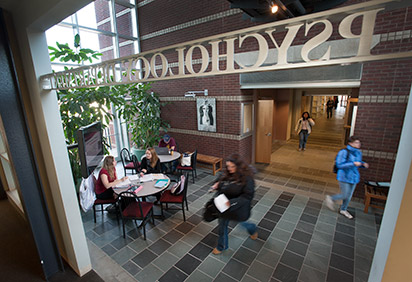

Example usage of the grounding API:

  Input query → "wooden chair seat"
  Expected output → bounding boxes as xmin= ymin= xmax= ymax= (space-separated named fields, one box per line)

xmin=364 ymin=181 xmax=389 ymax=213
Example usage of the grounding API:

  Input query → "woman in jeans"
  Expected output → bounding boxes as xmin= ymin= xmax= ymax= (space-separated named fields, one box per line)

xmin=210 ymin=154 xmax=258 ymax=255
xmin=325 ymin=136 xmax=369 ymax=219
xmin=295 ymin=112 xmax=315 ymax=151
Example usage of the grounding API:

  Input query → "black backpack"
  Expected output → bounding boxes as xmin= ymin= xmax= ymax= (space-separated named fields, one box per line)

xmin=333 ymin=148 xmax=350 ymax=173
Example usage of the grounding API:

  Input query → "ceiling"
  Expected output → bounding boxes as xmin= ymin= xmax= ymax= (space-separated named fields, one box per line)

xmin=227 ymin=0 xmax=349 ymax=22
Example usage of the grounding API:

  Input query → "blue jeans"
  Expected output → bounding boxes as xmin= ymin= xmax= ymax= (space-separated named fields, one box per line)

xmin=331 ymin=181 xmax=356 ymax=211
xmin=299 ymin=130 xmax=309 ymax=149
xmin=217 ymin=218 xmax=257 ymax=251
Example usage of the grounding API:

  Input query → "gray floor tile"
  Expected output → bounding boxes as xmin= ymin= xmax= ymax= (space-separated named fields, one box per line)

xmin=280 ymin=250 xmax=304 ymax=271
xmin=246 ymin=260 xmax=275 ymax=282
xmin=316 ymin=221 xmax=336 ymax=234
xmin=329 ymin=253 xmax=354 ymax=274
xmin=308 ymin=240 xmax=332 ymax=258
xmin=264 ymin=236 xmax=287 ymax=254
xmin=332 ymin=241 xmax=354 ymax=260
xmin=276 ymin=220 xmax=297 ymax=232
xmin=152 ymin=251 xmax=180 ymax=272
xmin=180 ymin=231 xmax=204 ymax=246
xmin=148 ymin=238 xmax=172 ymax=255
xmin=256 ymin=247 xmax=281 ymax=267
xmin=271 ymin=228 xmax=292 ymax=243
xmin=111 ymin=246 xmax=137 ymax=266
xmin=221 ymin=258 xmax=249 ymax=281
xmin=286 ymin=239 xmax=308 ymax=257
xmin=303 ymin=251 xmax=330 ymax=273
xmin=133 ymin=263 xmax=164 ymax=282
xmin=298 ymin=265 xmax=326 ymax=282
xmin=122 ymin=260 xmax=141 ymax=277
xmin=233 ymin=246 xmax=258 ymax=265
xmin=198 ymin=256 xmax=226 ymax=278
xmin=272 ymin=263 xmax=299 ymax=282
xmin=185 ymin=269 xmax=213 ymax=282
xmin=326 ymin=267 xmax=353 ymax=282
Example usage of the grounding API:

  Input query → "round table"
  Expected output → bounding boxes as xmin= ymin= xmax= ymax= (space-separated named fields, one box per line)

xmin=158 ymin=151 xmax=181 ymax=163
xmin=113 ymin=174 xmax=170 ymax=197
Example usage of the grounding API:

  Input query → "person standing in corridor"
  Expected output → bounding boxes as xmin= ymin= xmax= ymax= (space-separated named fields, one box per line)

xmin=325 ymin=136 xmax=369 ymax=219
xmin=326 ymin=97 xmax=335 ymax=119
xmin=295 ymin=112 xmax=315 ymax=151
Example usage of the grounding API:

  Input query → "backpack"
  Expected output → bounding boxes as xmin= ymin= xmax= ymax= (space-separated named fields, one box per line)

xmin=170 ymin=174 xmax=186 ymax=195
xmin=333 ymin=148 xmax=350 ymax=173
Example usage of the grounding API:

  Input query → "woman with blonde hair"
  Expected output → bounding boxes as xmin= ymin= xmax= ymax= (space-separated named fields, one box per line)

xmin=140 ymin=147 xmax=161 ymax=175
xmin=95 ymin=155 xmax=128 ymax=200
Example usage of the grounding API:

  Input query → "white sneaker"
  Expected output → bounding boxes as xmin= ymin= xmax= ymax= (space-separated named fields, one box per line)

xmin=325 ymin=195 xmax=335 ymax=211
xmin=340 ymin=210 xmax=353 ymax=219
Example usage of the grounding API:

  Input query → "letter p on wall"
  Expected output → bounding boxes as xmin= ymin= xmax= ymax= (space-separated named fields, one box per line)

xmin=338 ymin=8 xmax=384 ymax=57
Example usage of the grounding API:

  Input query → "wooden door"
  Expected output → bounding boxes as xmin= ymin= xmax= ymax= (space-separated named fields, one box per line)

xmin=255 ymin=100 xmax=273 ymax=163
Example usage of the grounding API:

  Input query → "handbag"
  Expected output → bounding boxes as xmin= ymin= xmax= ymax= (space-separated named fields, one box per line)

xmin=181 ymin=152 xmax=192 ymax=166
xmin=203 ymin=198 xmax=220 ymax=222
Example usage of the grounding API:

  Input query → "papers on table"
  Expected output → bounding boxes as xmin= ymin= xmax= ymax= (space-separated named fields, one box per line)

xmin=128 ymin=174 xmax=140 ymax=181
xmin=214 ymin=194 xmax=230 ymax=213
xmin=117 ymin=178 xmax=132 ymax=187
xmin=140 ymin=174 xmax=153 ymax=182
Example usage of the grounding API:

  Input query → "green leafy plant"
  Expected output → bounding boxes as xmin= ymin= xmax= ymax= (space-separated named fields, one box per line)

xmin=48 ymin=34 xmax=102 ymax=64
xmin=116 ymin=82 xmax=170 ymax=149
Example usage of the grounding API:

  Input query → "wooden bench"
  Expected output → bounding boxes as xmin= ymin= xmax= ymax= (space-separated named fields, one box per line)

xmin=364 ymin=181 xmax=389 ymax=213
xmin=196 ymin=154 xmax=223 ymax=176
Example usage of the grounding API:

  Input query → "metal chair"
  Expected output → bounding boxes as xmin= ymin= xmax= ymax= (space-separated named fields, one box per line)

xmin=177 ymin=150 xmax=197 ymax=183
xmin=131 ymin=155 xmax=140 ymax=174
xmin=93 ymin=198 xmax=118 ymax=223
xmin=159 ymin=172 xmax=189 ymax=221
xmin=118 ymin=191 xmax=155 ymax=239
xmin=120 ymin=148 xmax=135 ymax=175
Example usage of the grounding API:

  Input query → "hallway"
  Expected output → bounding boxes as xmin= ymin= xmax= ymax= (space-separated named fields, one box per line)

xmin=83 ymin=105 xmax=381 ymax=282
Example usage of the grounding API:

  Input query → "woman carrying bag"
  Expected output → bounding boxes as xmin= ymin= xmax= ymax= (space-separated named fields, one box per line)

xmin=208 ymin=154 xmax=258 ymax=255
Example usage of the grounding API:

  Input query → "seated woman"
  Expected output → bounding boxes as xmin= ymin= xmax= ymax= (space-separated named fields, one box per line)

xmin=95 ymin=155 xmax=128 ymax=200
xmin=140 ymin=147 xmax=161 ymax=175
xmin=140 ymin=147 xmax=162 ymax=201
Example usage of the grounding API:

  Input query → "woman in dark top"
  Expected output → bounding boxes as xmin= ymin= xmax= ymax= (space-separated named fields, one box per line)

xmin=210 ymin=154 xmax=258 ymax=254
xmin=140 ymin=147 xmax=162 ymax=201
xmin=140 ymin=147 xmax=161 ymax=175
xmin=95 ymin=156 xmax=128 ymax=200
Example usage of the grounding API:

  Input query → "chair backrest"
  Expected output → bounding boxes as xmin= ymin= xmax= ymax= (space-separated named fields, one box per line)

xmin=191 ymin=149 xmax=197 ymax=169
xmin=120 ymin=148 xmax=131 ymax=165
xmin=131 ymin=155 xmax=140 ymax=172
xmin=181 ymin=171 xmax=190 ymax=198
xmin=118 ymin=191 xmax=144 ymax=219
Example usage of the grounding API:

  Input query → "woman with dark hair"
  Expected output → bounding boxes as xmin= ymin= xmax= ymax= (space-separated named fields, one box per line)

xmin=325 ymin=136 xmax=369 ymax=219
xmin=295 ymin=111 xmax=315 ymax=151
xmin=210 ymin=154 xmax=258 ymax=255
xmin=95 ymin=155 xmax=128 ymax=200
xmin=140 ymin=147 xmax=161 ymax=175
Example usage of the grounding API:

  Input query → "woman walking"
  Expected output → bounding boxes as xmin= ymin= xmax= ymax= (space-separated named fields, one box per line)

xmin=295 ymin=111 xmax=315 ymax=151
xmin=325 ymin=136 xmax=369 ymax=219
xmin=210 ymin=154 xmax=258 ymax=255
xmin=95 ymin=156 xmax=128 ymax=200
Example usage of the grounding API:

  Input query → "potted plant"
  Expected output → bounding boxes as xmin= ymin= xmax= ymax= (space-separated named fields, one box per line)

xmin=116 ymin=82 xmax=170 ymax=160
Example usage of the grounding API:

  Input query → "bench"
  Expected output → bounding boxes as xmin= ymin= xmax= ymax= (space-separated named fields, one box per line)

xmin=364 ymin=181 xmax=389 ymax=213
xmin=196 ymin=154 xmax=223 ymax=176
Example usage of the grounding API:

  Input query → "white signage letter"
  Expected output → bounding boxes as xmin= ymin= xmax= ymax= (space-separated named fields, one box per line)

xmin=237 ymin=33 xmax=268 ymax=69
xmin=150 ymin=53 xmax=169 ymax=78
xmin=210 ymin=38 xmax=236 ymax=73
xmin=339 ymin=8 xmax=383 ymax=57
xmin=301 ymin=20 xmax=332 ymax=62
xmin=185 ymin=45 xmax=210 ymax=74
xmin=266 ymin=24 xmax=303 ymax=65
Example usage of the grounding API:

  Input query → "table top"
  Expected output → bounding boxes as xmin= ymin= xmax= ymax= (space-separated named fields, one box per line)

xmin=158 ymin=151 xmax=181 ymax=163
xmin=113 ymin=174 xmax=170 ymax=197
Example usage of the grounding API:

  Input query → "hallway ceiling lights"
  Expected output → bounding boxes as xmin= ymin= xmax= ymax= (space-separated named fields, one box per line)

xmin=227 ymin=0 xmax=349 ymax=22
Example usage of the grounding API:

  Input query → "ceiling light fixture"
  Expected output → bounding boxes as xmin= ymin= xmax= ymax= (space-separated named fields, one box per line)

xmin=270 ymin=2 xmax=279 ymax=14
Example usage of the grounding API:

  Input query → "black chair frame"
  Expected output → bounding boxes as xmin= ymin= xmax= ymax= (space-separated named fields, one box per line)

xmin=160 ymin=172 xmax=189 ymax=221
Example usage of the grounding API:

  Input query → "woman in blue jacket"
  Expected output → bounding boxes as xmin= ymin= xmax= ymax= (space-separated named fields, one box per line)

xmin=211 ymin=154 xmax=258 ymax=254
xmin=325 ymin=136 xmax=369 ymax=219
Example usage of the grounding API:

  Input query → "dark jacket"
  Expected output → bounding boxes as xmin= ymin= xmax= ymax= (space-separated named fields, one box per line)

xmin=217 ymin=176 xmax=254 ymax=221
xmin=140 ymin=157 xmax=161 ymax=174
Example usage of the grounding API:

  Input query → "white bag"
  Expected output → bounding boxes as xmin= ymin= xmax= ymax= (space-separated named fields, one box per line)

xmin=79 ymin=174 xmax=97 ymax=212
xmin=181 ymin=152 xmax=192 ymax=166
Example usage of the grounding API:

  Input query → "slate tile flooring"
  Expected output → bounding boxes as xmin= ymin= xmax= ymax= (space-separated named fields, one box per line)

xmin=84 ymin=165 xmax=382 ymax=282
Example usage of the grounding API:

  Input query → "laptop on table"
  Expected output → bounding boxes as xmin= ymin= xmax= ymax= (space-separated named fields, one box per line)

xmin=155 ymin=146 xmax=170 ymax=155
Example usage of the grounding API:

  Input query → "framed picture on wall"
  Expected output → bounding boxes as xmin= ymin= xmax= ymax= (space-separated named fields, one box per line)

xmin=197 ymin=98 xmax=216 ymax=132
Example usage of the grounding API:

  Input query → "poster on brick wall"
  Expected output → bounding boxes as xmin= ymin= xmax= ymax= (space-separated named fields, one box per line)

xmin=197 ymin=98 xmax=216 ymax=132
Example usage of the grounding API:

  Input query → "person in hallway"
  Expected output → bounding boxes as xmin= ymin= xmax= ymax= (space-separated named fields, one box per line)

xmin=326 ymin=97 xmax=335 ymax=118
xmin=95 ymin=156 xmax=128 ymax=200
xmin=325 ymin=136 xmax=369 ymax=219
xmin=295 ymin=111 xmax=315 ymax=151
xmin=333 ymin=96 xmax=339 ymax=109
xmin=209 ymin=154 xmax=258 ymax=254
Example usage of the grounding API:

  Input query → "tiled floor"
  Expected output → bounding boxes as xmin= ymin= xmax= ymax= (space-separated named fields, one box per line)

xmin=83 ymin=108 xmax=382 ymax=282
